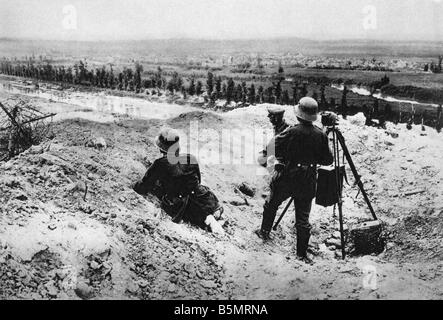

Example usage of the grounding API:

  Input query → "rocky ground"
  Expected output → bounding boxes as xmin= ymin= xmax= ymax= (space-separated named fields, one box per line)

xmin=0 ymin=87 xmax=442 ymax=300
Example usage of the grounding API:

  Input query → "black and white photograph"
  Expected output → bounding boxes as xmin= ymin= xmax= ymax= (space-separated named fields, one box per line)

xmin=0 ymin=0 xmax=442 ymax=304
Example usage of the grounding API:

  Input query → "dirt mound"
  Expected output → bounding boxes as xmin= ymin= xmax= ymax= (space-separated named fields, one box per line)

xmin=167 ymin=111 xmax=224 ymax=128
xmin=384 ymin=211 xmax=443 ymax=263
xmin=0 ymin=120 xmax=230 ymax=299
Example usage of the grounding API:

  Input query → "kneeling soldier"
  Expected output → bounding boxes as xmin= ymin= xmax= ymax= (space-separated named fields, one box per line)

xmin=134 ymin=128 xmax=224 ymax=234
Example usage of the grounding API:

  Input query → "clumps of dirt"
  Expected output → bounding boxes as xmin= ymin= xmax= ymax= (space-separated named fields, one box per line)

xmin=125 ymin=232 xmax=228 ymax=300
xmin=384 ymin=211 xmax=443 ymax=263
xmin=237 ymin=182 xmax=256 ymax=198
xmin=168 ymin=111 xmax=223 ymax=128
xmin=0 ymin=247 xmax=66 ymax=300
xmin=79 ymin=249 xmax=113 ymax=299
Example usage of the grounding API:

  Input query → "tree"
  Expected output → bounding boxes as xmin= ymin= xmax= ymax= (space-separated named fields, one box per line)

xmin=381 ymin=74 xmax=390 ymax=86
xmin=108 ymin=66 xmax=115 ymax=89
xmin=188 ymin=78 xmax=196 ymax=96
xmin=118 ymin=72 xmax=123 ymax=90
xmin=169 ymin=72 xmax=182 ymax=92
xmin=341 ymin=86 xmax=348 ymax=112
xmin=241 ymin=81 xmax=247 ymax=103
xmin=134 ymin=62 xmax=143 ymax=92
xmin=265 ymin=87 xmax=273 ymax=103
xmin=196 ymin=80 xmax=203 ymax=95
xmin=248 ymin=84 xmax=256 ymax=104
xmin=312 ymin=91 xmax=319 ymax=102
xmin=215 ymin=76 xmax=222 ymax=99
xmin=278 ymin=61 xmax=284 ymax=74
xmin=222 ymin=83 xmax=227 ymax=100
xmin=73 ymin=63 xmax=79 ymax=84
xmin=258 ymin=85 xmax=264 ymax=104
xmin=233 ymin=84 xmax=241 ymax=102
xmin=78 ymin=60 xmax=87 ymax=83
xmin=300 ymin=83 xmax=308 ymax=98
xmin=282 ymin=90 xmax=290 ymax=105
xmin=320 ymin=85 xmax=327 ymax=110
xmin=167 ymin=79 xmax=175 ymax=94
xmin=292 ymin=84 xmax=299 ymax=105
xmin=206 ymin=72 xmax=214 ymax=96
xmin=274 ymin=81 xmax=282 ymax=104
xmin=226 ymin=78 xmax=235 ymax=103
xmin=439 ymin=55 xmax=443 ymax=73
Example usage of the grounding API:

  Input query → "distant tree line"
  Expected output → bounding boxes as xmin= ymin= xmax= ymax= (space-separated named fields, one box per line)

xmin=424 ymin=56 xmax=443 ymax=73
xmin=0 ymin=58 xmax=311 ymax=107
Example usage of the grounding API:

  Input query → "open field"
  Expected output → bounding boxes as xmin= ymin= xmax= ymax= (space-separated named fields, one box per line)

xmin=1 ymin=38 xmax=443 ymax=106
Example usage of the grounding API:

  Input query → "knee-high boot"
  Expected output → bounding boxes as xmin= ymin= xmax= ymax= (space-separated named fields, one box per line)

xmin=296 ymin=229 xmax=311 ymax=258
xmin=260 ymin=203 xmax=277 ymax=234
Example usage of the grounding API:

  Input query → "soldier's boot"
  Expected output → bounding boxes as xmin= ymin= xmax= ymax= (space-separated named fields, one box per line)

xmin=255 ymin=229 xmax=272 ymax=241
xmin=256 ymin=203 xmax=277 ymax=242
xmin=296 ymin=229 xmax=313 ymax=265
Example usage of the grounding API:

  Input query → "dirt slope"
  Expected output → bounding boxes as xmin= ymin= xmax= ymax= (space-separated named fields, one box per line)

xmin=1 ymin=92 xmax=442 ymax=300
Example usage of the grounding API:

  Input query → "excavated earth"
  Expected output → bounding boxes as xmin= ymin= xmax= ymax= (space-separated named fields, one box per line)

xmin=0 ymin=88 xmax=442 ymax=300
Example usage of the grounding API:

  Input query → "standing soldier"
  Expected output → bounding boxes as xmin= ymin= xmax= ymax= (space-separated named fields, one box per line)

xmin=256 ymin=97 xmax=333 ymax=264
xmin=268 ymin=107 xmax=289 ymax=136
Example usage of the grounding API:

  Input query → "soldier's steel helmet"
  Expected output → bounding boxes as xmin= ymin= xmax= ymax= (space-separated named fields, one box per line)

xmin=294 ymin=97 xmax=318 ymax=122
xmin=155 ymin=128 xmax=180 ymax=152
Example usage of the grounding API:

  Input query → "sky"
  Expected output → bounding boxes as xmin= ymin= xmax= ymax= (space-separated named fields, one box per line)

xmin=0 ymin=0 xmax=442 ymax=41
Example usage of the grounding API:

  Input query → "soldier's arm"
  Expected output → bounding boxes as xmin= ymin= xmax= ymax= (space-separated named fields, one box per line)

xmin=318 ymin=133 xmax=334 ymax=166
xmin=273 ymin=129 xmax=293 ymax=164
xmin=133 ymin=159 xmax=161 ymax=195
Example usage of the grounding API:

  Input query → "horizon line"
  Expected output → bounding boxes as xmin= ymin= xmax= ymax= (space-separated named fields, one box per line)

xmin=1 ymin=36 xmax=442 ymax=44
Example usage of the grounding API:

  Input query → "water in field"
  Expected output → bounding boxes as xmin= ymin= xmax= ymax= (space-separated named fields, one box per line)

xmin=0 ymin=81 xmax=200 ymax=121
xmin=331 ymin=84 xmax=439 ymax=108
xmin=330 ymin=83 xmax=442 ymax=131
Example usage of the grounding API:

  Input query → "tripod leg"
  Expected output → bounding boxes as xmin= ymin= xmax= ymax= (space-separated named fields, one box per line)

xmin=337 ymin=200 xmax=346 ymax=260
xmin=335 ymin=130 xmax=378 ymax=220
xmin=273 ymin=197 xmax=294 ymax=231
xmin=333 ymin=129 xmax=346 ymax=260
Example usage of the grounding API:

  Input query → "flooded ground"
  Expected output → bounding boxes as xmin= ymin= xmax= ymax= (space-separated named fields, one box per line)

xmin=0 ymin=80 xmax=202 ymax=122
xmin=330 ymin=84 xmax=442 ymax=130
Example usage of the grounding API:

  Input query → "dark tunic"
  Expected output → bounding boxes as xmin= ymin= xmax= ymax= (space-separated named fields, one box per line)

xmin=273 ymin=122 xmax=333 ymax=199
xmin=273 ymin=120 xmax=290 ymax=136
xmin=257 ymin=120 xmax=290 ymax=167
xmin=134 ymin=154 xmax=220 ymax=227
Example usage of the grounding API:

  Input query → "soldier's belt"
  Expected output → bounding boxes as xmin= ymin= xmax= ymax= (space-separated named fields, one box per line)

xmin=294 ymin=164 xmax=316 ymax=170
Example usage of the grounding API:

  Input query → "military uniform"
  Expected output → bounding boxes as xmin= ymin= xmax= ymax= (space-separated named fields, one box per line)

xmin=258 ymin=108 xmax=290 ymax=167
xmin=268 ymin=107 xmax=289 ymax=135
xmin=273 ymin=120 xmax=289 ymax=136
xmin=258 ymin=97 xmax=333 ymax=261
xmin=134 ymin=153 xmax=221 ymax=228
